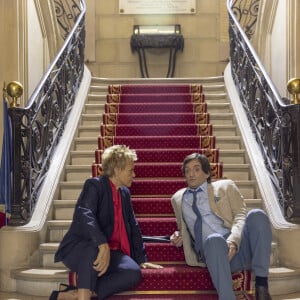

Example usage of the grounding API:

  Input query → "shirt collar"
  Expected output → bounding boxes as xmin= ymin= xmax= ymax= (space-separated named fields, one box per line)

xmin=110 ymin=179 xmax=117 ymax=191
xmin=186 ymin=181 xmax=208 ymax=193
xmin=109 ymin=180 xmax=121 ymax=204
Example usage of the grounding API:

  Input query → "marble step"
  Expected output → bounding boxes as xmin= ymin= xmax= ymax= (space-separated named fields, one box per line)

xmin=64 ymin=163 xmax=252 ymax=181
xmin=80 ymin=112 xmax=236 ymax=126
xmin=86 ymin=90 xmax=226 ymax=99
xmin=77 ymin=124 xmax=239 ymax=138
xmin=11 ymin=265 xmax=299 ymax=297
xmin=69 ymin=149 xmax=247 ymax=165
xmin=73 ymin=135 xmax=243 ymax=151
xmin=84 ymin=102 xmax=232 ymax=115
xmin=12 ymin=267 xmax=300 ymax=299
xmin=39 ymin=240 xmax=278 ymax=268
xmin=52 ymin=198 xmax=262 ymax=221
xmin=89 ymin=79 xmax=226 ymax=94
xmin=83 ymin=103 xmax=105 ymax=114
xmin=90 ymin=76 xmax=225 ymax=83
xmin=87 ymin=95 xmax=229 ymax=105
xmin=59 ymin=180 xmax=258 ymax=200
xmin=51 ymin=212 xmax=277 ymax=243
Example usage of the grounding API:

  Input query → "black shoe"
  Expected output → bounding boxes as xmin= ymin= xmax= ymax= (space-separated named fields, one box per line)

xmin=49 ymin=283 xmax=77 ymax=300
xmin=49 ymin=290 xmax=59 ymax=300
xmin=255 ymin=285 xmax=272 ymax=300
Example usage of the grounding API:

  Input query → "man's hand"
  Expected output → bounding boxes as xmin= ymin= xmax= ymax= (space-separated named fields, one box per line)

xmin=140 ymin=262 xmax=163 ymax=269
xmin=227 ymin=241 xmax=237 ymax=261
xmin=170 ymin=231 xmax=183 ymax=248
xmin=93 ymin=243 xmax=110 ymax=276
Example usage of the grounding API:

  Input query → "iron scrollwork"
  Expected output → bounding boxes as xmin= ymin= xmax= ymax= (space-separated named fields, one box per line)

xmin=54 ymin=0 xmax=82 ymax=39
xmin=8 ymin=0 xmax=86 ymax=225
xmin=228 ymin=0 xmax=300 ymax=221
xmin=231 ymin=0 xmax=260 ymax=39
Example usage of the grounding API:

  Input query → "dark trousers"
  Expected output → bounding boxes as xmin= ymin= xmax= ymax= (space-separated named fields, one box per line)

xmin=62 ymin=242 xmax=142 ymax=299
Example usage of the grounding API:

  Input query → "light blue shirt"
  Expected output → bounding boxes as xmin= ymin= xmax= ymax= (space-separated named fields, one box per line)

xmin=182 ymin=181 xmax=229 ymax=243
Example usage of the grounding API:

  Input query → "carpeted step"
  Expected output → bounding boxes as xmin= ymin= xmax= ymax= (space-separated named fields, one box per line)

xmin=92 ymin=162 xmax=222 ymax=179
xmin=135 ymin=266 xmax=252 ymax=292
xmin=104 ymin=103 xmax=207 ymax=114
xmin=106 ymin=93 xmax=205 ymax=104
xmin=100 ymin=124 xmax=213 ymax=137
xmin=131 ymin=198 xmax=173 ymax=216
xmin=143 ymin=242 xmax=185 ymax=262
xmin=98 ymin=136 xmax=215 ymax=150
xmin=107 ymin=84 xmax=203 ymax=94
xmin=95 ymin=148 xmax=219 ymax=164
xmin=102 ymin=112 xmax=210 ymax=125
xmin=75 ymin=149 xmax=244 ymax=165
xmin=131 ymin=179 xmax=233 ymax=197
xmin=138 ymin=217 xmax=177 ymax=236
xmin=141 ymin=162 xmax=218 ymax=179
xmin=130 ymin=179 xmax=192 ymax=197
xmin=108 ymin=295 xmax=217 ymax=300
xmin=59 ymin=180 xmax=256 ymax=200
xmin=69 ymin=265 xmax=252 ymax=294
xmin=107 ymin=293 xmax=254 ymax=300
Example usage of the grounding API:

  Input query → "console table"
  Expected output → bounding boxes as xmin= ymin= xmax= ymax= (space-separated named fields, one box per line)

xmin=130 ymin=25 xmax=184 ymax=78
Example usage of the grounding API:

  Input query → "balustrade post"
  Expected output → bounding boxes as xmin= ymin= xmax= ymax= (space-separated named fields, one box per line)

xmin=6 ymin=81 xmax=30 ymax=225
xmin=9 ymin=108 xmax=30 ymax=225
xmin=285 ymin=79 xmax=300 ymax=220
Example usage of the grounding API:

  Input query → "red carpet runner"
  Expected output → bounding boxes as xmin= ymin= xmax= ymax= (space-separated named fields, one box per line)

xmin=70 ymin=83 xmax=254 ymax=299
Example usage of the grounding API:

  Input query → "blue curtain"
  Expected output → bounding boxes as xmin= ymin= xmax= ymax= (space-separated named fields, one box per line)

xmin=0 ymin=99 xmax=12 ymax=227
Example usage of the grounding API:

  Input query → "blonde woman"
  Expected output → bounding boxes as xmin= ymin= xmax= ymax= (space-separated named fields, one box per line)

xmin=52 ymin=145 xmax=161 ymax=300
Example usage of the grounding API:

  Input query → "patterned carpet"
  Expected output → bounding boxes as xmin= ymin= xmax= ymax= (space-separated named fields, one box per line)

xmin=109 ymin=293 xmax=254 ymax=300
xmin=70 ymin=83 xmax=254 ymax=299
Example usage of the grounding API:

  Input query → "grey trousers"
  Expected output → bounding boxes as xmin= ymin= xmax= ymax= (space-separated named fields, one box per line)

xmin=203 ymin=209 xmax=272 ymax=300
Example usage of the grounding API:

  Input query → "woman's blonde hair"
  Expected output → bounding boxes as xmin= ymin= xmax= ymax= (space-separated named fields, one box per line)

xmin=101 ymin=145 xmax=137 ymax=177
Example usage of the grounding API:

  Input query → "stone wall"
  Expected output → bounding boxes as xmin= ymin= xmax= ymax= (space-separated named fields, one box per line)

xmin=85 ymin=0 xmax=229 ymax=78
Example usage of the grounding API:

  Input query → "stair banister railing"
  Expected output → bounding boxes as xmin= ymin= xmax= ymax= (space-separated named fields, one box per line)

xmin=227 ymin=0 xmax=300 ymax=221
xmin=6 ymin=0 xmax=86 ymax=225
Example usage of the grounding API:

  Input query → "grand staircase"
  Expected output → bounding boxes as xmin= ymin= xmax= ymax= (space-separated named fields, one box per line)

xmin=11 ymin=76 xmax=300 ymax=299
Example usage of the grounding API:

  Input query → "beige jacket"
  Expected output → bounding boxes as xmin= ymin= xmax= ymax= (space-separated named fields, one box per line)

xmin=171 ymin=179 xmax=247 ymax=266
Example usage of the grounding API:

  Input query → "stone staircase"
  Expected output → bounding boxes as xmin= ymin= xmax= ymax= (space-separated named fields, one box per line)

xmin=11 ymin=76 xmax=300 ymax=297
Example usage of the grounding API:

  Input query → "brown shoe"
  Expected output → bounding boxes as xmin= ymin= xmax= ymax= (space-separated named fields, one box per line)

xmin=255 ymin=285 xmax=272 ymax=300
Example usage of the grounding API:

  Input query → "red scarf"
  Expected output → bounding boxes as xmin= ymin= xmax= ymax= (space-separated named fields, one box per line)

xmin=108 ymin=181 xmax=131 ymax=256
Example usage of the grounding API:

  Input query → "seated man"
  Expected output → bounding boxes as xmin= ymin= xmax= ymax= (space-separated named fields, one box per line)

xmin=170 ymin=153 xmax=272 ymax=300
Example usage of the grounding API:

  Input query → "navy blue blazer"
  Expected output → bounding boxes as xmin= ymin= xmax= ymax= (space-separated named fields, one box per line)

xmin=55 ymin=176 xmax=147 ymax=265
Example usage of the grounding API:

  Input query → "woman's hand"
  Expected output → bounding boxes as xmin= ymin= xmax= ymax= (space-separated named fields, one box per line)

xmin=170 ymin=231 xmax=183 ymax=248
xmin=140 ymin=262 xmax=163 ymax=269
xmin=93 ymin=243 xmax=110 ymax=276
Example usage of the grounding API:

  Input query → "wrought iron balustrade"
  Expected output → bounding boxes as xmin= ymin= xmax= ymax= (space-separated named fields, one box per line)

xmin=231 ymin=0 xmax=259 ymax=40
xmin=7 ymin=0 xmax=86 ymax=225
xmin=227 ymin=0 xmax=300 ymax=221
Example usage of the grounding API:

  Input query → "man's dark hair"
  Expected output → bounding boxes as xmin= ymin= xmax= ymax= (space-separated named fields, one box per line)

xmin=181 ymin=153 xmax=211 ymax=183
